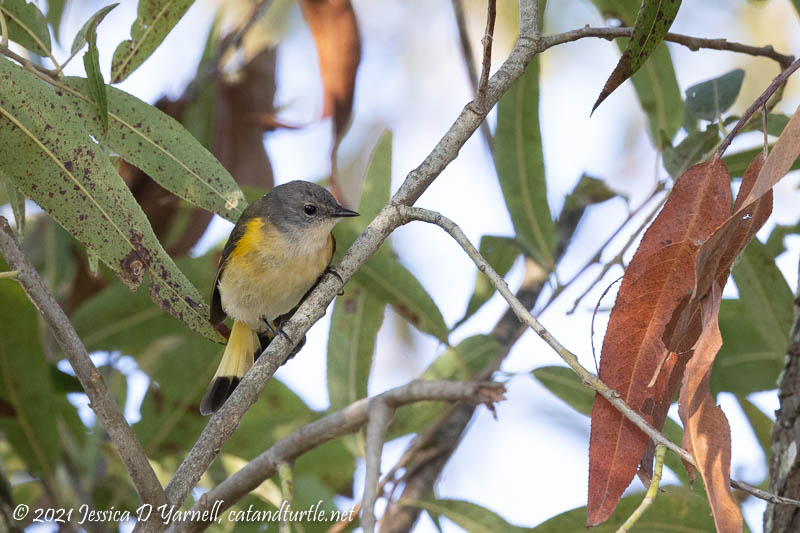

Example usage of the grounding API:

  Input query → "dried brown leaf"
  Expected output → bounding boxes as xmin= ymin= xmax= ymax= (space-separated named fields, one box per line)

xmin=679 ymin=284 xmax=743 ymax=533
xmin=737 ymin=104 xmax=800 ymax=209
xmin=588 ymin=160 xmax=730 ymax=526
xmin=299 ymin=0 xmax=361 ymax=141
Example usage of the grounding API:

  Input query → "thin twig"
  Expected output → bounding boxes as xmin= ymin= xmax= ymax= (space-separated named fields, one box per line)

xmin=0 ymin=270 xmax=17 ymax=279
xmin=617 ymin=445 xmax=666 ymax=532
xmin=167 ymin=381 xmax=505 ymax=532
xmin=0 ymin=217 xmax=166 ymax=508
xmin=716 ymin=56 xmax=800 ymax=157
xmin=362 ymin=400 xmax=393 ymax=533
xmin=0 ymin=43 xmax=59 ymax=77
xmin=395 ymin=205 xmax=800 ymax=508
xmin=450 ymin=0 xmax=494 ymax=153
xmin=542 ymin=26 xmax=794 ymax=71
xmin=476 ymin=0 xmax=497 ymax=102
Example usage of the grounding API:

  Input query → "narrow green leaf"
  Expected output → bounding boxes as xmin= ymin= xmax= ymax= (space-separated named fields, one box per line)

xmin=1 ymin=0 xmax=50 ymax=56
xmin=0 ymin=258 xmax=67 ymax=482
xmin=358 ymin=131 xmax=392 ymax=219
xmin=1 ymin=170 xmax=24 ymax=237
xmin=685 ymin=69 xmax=745 ymax=122
xmin=556 ymin=174 xmax=618 ymax=251
xmin=45 ymin=0 xmax=66 ymax=42
xmin=453 ymin=236 xmax=520 ymax=329
xmin=403 ymin=499 xmax=528 ymax=533
xmin=711 ymin=239 xmax=793 ymax=395
xmin=352 ymin=250 xmax=448 ymax=342
xmin=327 ymin=282 xmax=385 ymax=409
xmin=60 ymin=77 xmax=245 ymax=221
xmin=592 ymin=0 xmax=682 ymax=113
xmin=590 ymin=1 xmax=683 ymax=145
xmin=494 ymin=56 xmax=554 ymax=266
xmin=662 ymin=125 xmax=720 ymax=178
xmin=731 ymin=113 xmax=789 ymax=138
xmin=531 ymin=487 xmax=717 ymax=531
xmin=722 ymin=146 xmax=790 ymax=178
xmin=389 ymin=336 xmax=501 ymax=438
xmin=82 ymin=24 xmax=108 ymax=132
xmin=70 ymin=3 xmax=119 ymax=54
xmin=764 ymin=221 xmax=800 ymax=259
xmin=532 ymin=365 xmax=690 ymax=484
xmin=335 ymin=130 xmax=447 ymax=341
xmin=111 ymin=0 xmax=195 ymax=83
xmin=0 ymin=58 xmax=222 ymax=342
xmin=736 ymin=395 xmax=772 ymax=460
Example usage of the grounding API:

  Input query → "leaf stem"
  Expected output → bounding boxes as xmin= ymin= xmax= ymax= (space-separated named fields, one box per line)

xmin=0 ymin=270 xmax=18 ymax=280
xmin=617 ymin=444 xmax=666 ymax=532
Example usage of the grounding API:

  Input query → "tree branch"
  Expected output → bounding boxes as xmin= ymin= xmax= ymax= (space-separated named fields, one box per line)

xmin=395 ymin=205 xmax=800 ymax=508
xmin=166 ymin=381 xmax=504 ymax=532
xmin=363 ymin=400 xmax=394 ymax=533
xmin=0 ymin=217 xmax=166 ymax=508
xmin=159 ymin=1 xmax=799 ymax=519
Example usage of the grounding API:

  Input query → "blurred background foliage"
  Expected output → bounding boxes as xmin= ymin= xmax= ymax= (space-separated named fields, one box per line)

xmin=0 ymin=0 xmax=799 ymax=532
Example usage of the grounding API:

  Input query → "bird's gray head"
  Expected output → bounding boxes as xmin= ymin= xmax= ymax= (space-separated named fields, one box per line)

xmin=264 ymin=181 xmax=359 ymax=238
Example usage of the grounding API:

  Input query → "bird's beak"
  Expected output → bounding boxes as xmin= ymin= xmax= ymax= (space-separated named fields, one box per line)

xmin=333 ymin=206 xmax=360 ymax=218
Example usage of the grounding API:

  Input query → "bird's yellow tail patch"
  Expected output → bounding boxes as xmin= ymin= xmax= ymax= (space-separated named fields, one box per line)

xmin=200 ymin=320 xmax=260 ymax=415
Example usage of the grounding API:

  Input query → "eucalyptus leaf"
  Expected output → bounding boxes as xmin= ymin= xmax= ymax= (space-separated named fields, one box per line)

xmin=663 ymin=125 xmax=720 ymax=178
xmin=45 ymin=0 xmax=66 ymax=42
xmin=494 ymin=56 xmax=554 ymax=266
xmin=327 ymin=281 xmax=385 ymax=409
xmin=0 ymin=58 xmax=222 ymax=342
xmin=404 ymin=499 xmax=528 ymax=533
xmin=70 ymin=3 xmax=118 ymax=54
xmin=60 ymin=77 xmax=245 ymax=222
xmin=81 ymin=24 xmax=108 ymax=132
xmin=531 ymin=487 xmax=718 ymax=531
xmin=736 ymin=395 xmax=772 ymax=460
xmin=1 ymin=0 xmax=50 ymax=56
xmin=111 ymin=0 xmax=195 ymax=83
xmin=685 ymin=69 xmax=745 ymax=122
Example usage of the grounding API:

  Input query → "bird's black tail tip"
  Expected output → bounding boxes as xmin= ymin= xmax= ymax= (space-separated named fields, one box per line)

xmin=199 ymin=376 xmax=241 ymax=416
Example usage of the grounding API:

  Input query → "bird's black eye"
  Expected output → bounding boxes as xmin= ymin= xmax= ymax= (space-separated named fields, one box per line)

xmin=304 ymin=204 xmax=317 ymax=216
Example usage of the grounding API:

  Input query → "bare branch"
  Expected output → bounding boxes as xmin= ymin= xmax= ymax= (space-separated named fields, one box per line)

xmin=395 ymin=205 xmax=800 ymax=508
xmin=0 ymin=217 xmax=166 ymax=507
xmin=167 ymin=381 xmax=505 ymax=532
xmin=476 ymin=0 xmax=497 ymax=103
xmin=363 ymin=400 xmax=394 ymax=533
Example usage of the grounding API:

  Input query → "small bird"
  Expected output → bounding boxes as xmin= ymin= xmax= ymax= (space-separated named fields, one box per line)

xmin=200 ymin=180 xmax=358 ymax=415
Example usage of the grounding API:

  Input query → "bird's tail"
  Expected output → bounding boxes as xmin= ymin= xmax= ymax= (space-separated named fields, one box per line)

xmin=200 ymin=320 xmax=261 ymax=415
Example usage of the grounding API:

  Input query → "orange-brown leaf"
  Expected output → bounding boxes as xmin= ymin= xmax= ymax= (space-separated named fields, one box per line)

xmin=679 ymin=284 xmax=743 ymax=533
xmin=737 ymin=103 xmax=800 ymax=209
xmin=693 ymin=153 xmax=772 ymax=300
xmin=299 ymin=0 xmax=361 ymax=141
xmin=588 ymin=160 xmax=730 ymax=526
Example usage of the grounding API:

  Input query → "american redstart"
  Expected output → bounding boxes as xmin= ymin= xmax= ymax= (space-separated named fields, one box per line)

xmin=200 ymin=180 xmax=358 ymax=415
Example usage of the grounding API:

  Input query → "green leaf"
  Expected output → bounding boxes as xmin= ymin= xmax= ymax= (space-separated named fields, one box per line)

xmin=453 ymin=236 xmax=521 ymax=329
xmin=722 ymin=147 xmax=791 ymax=178
xmin=731 ymin=112 xmax=790 ymax=138
xmin=1 ymin=170 xmax=24 ymax=237
xmin=0 ymin=258 xmax=70 ymax=483
xmin=662 ymin=124 xmax=720 ymax=178
xmin=327 ymin=281 xmax=385 ymax=409
xmin=590 ymin=1 xmax=683 ymax=146
xmin=1 ymin=0 xmax=51 ymax=56
xmin=45 ymin=0 xmax=67 ymax=42
xmin=764 ymin=221 xmax=800 ymax=259
xmin=70 ymin=3 xmax=119 ymax=54
xmin=494 ymin=56 xmax=554 ymax=266
xmin=335 ymin=131 xmax=447 ymax=341
xmin=60 ymin=77 xmax=245 ymax=221
xmin=685 ymin=69 xmax=745 ymax=122
xmin=111 ymin=0 xmax=195 ymax=83
xmin=358 ymin=131 xmax=392 ymax=219
xmin=532 ymin=365 xmax=690 ymax=484
xmin=403 ymin=499 xmax=528 ymax=533
xmin=711 ymin=240 xmax=793 ymax=395
xmin=531 ymin=486 xmax=717 ymax=531
xmin=389 ymin=336 xmax=501 ymax=438
xmin=556 ymin=175 xmax=618 ymax=251
xmin=81 ymin=24 xmax=109 ymax=133
xmin=736 ymin=395 xmax=772 ymax=460
xmin=592 ymin=0 xmax=682 ymax=115
xmin=0 ymin=58 xmax=222 ymax=343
